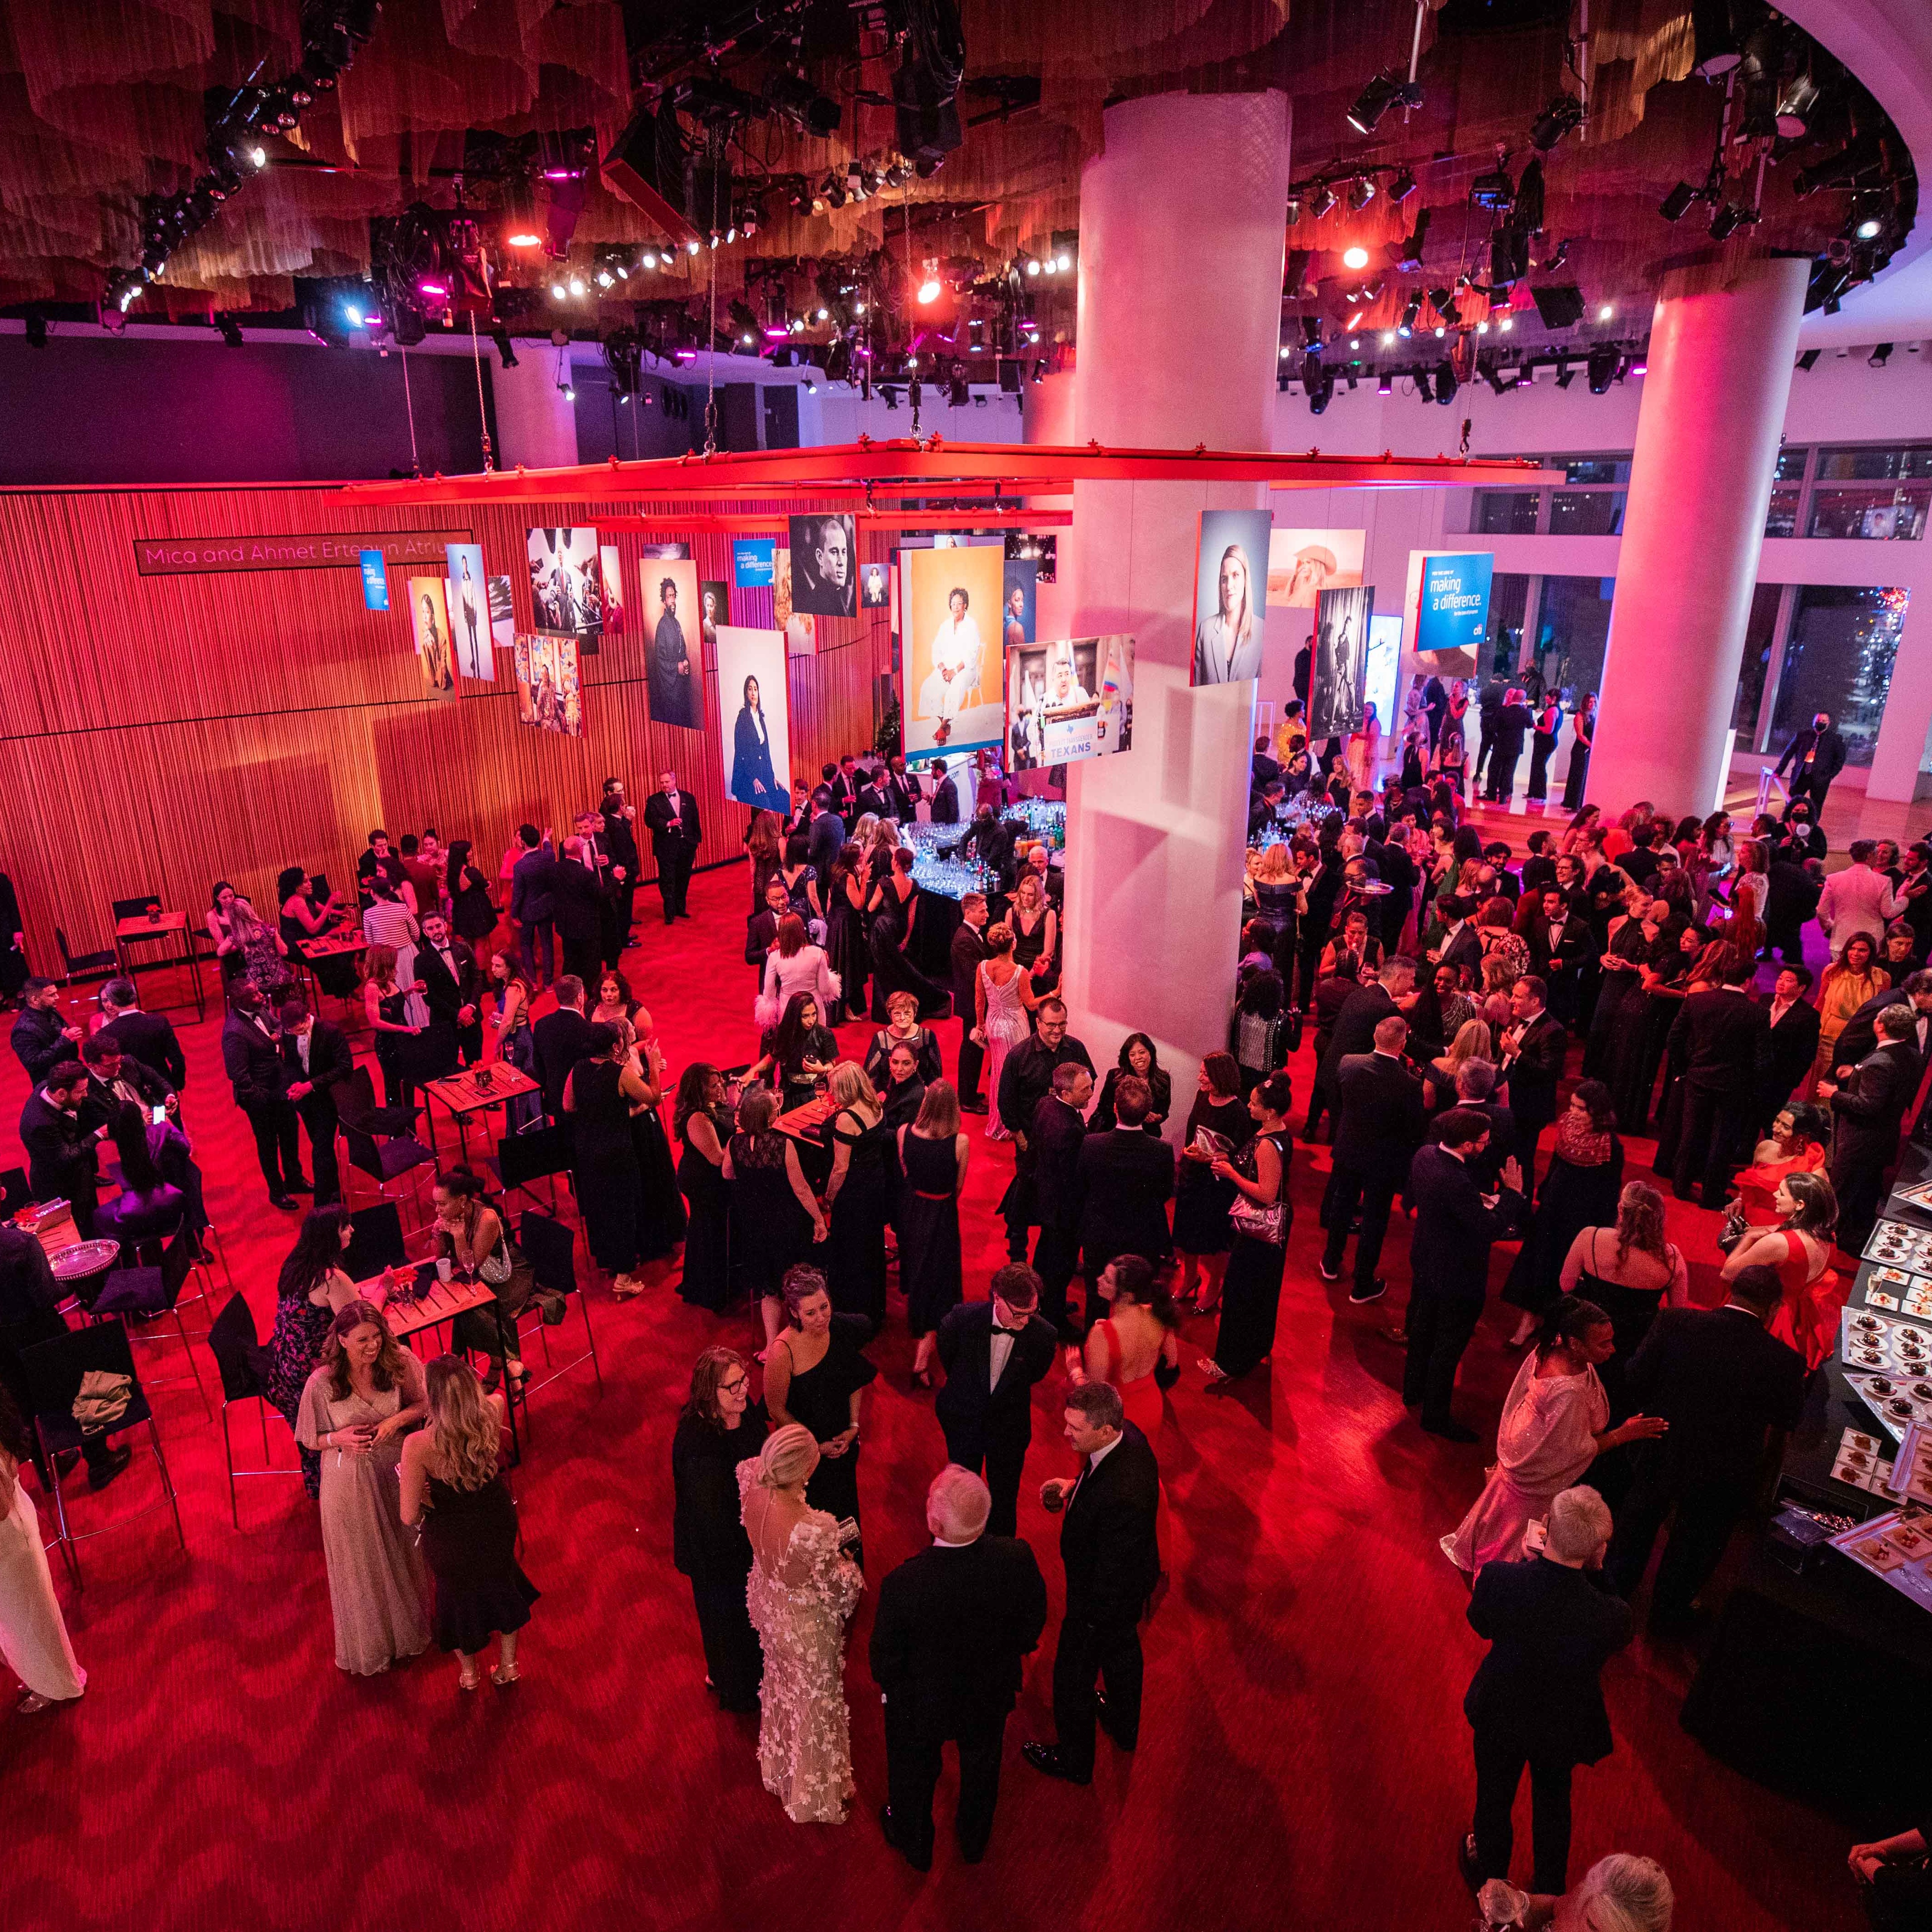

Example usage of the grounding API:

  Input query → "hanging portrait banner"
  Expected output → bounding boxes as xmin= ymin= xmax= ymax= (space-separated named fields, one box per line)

xmin=715 ymin=627 xmax=791 ymax=812
xmin=1191 ymin=508 xmax=1273 ymax=686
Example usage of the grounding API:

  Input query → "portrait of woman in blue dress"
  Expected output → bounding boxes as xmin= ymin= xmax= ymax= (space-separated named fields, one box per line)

xmin=730 ymin=673 xmax=782 ymax=809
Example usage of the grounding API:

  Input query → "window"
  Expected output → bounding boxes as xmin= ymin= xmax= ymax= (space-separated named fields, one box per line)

xmin=1485 ymin=573 xmax=1530 ymax=677
xmin=1769 ymin=586 xmax=1910 ymax=768
xmin=1730 ymin=583 xmax=1785 ymax=746
xmin=1534 ymin=576 xmax=1614 ymax=706
xmin=1816 ymin=445 xmax=1932 ymax=481
xmin=1806 ymin=484 xmax=1929 ymax=540
xmin=1774 ymin=447 xmax=1808 ymax=482
xmin=1475 ymin=490 xmax=1540 ymax=535
xmin=1549 ymin=490 xmax=1626 ymax=536
xmin=1562 ymin=455 xmax=1631 ymax=485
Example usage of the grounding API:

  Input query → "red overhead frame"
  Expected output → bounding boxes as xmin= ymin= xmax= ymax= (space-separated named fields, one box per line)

xmin=337 ymin=437 xmax=1560 ymax=509
xmin=597 ymin=511 xmax=1073 ymax=535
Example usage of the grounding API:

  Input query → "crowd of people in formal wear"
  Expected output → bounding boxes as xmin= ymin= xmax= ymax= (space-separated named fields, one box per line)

xmin=8 ymin=710 xmax=1932 ymax=1928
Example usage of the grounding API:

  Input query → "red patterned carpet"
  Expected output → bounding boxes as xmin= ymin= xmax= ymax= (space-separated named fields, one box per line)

xmin=0 ymin=866 xmax=1859 ymax=1932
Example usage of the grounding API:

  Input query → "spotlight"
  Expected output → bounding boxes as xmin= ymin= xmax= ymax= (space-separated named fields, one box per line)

xmin=1483 ymin=360 xmax=1506 ymax=395
xmin=1388 ymin=168 xmax=1416 ymax=204
xmin=1586 ymin=345 xmax=1618 ymax=393
xmin=1377 ymin=370 xmax=1393 ymax=394
xmin=1307 ymin=367 xmax=1334 ymax=415
xmin=1345 ymin=176 xmax=1376 ymax=213
xmin=503 ymin=183 xmax=542 ymax=249
xmin=1434 ymin=360 xmax=1457 ymax=405
xmin=1347 ymin=71 xmax=1422 ymax=137
xmin=765 ymin=69 xmax=842 ymax=138
xmin=550 ymin=280 xmax=567 ymax=300
xmin=1555 ymin=357 xmax=1573 ymax=388
xmin=1597 ymin=303 xmax=1614 ymax=320
xmin=1659 ymin=181 xmax=1698 ymax=223
xmin=1469 ymin=166 xmax=1514 ymax=211
xmin=1285 ymin=194 xmax=1302 ymax=227
xmin=917 ymin=276 xmax=942 ymax=304
xmin=1856 ymin=215 xmax=1884 ymax=240
xmin=557 ymin=378 xmax=575 ymax=401
xmin=1343 ymin=245 xmax=1370 ymax=270
xmin=1400 ymin=295 xmax=1420 ymax=336
xmin=1530 ymin=94 xmax=1583 ymax=151
xmin=1709 ymin=201 xmax=1759 ymax=242
xmin=1307 ymin=183 xmax=1337 ymax=221
xmin=1414 ymin=368 xmax=1432 ymax=403
xmin=568 ymin=275 xmax=585 ymax=296
xmin=217 ymin=312 xmax=244 ymax=348
xmin=1776 ymin=70 xmax=1821 ymax=137
xmin=1381 ymin=331 xmax=1396 ymax=346
xmin=1025 ymin=255 xmax=1042 ymax=274
xmin=1691 ymin=0 xmax=1740 ymax=77
xmin=1871 ymin=342 xmax=1894 ymax=367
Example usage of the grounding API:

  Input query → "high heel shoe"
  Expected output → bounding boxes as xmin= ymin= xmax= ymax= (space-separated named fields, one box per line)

xmin=491 ymin=1662 xmax=522 ymax=1687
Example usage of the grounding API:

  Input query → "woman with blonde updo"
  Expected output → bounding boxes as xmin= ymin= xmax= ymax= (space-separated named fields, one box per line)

xmin=737 ymin=1418 xmax=864 ymax=1824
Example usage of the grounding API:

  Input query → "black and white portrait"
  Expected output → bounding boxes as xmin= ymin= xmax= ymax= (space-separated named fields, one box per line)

xmin=1310 ymin=583 xmax=1374 ymax=741
xmin=788 ymin=514 xmax=857 ymax=618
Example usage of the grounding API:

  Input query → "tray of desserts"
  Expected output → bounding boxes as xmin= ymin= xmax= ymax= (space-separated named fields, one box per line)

xmin=1866 ymin=1220 xmax=1932 ymax=1272
xmin=1830 ymin=1427 xmax=1897 ymax=1495
xmin=1895 ymin=1423 xmax=1932 ymax=1509
xmin=1831 ymin=1503 xmax=1932 ymax=1611
xmin=1862 ymin=1266 xmax=1932 ymax=1318
xmin=1842 ymin=1308 xmax=1932 ymax=1375
xmin=1845 ymin=1370 xmax=1932 ymax=1441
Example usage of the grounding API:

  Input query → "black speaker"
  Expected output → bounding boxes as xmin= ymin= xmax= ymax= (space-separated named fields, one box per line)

xmin=602 ymin=105 xmax=700 ymax=245
xmin=1530 ymin=282 xmax=1586 ymax=330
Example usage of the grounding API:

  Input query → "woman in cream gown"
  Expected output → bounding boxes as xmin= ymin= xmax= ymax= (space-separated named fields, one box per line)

xmin=738 ymin=1424 xmax=864 ymax=1823
xmin=0 ymin=1389 xmax=86 ymax=1709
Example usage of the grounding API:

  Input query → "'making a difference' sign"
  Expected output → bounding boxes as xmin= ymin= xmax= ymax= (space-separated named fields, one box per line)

xmin=134 ymin=529 xmax=474 ymax=577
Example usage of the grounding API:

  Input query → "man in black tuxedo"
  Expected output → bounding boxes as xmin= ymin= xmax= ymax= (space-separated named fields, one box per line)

xmin=1606 ymin=1264 xmax=1805 ymax=1633
xmin=1485 ymin=690 xmax=1531 ymax=804
xmin=1761 ymin=965 xmax=1821 ymax=1130
xmin=881 ymin=754 xmax=919 ymax=822
xmin=10 ymin=979 xmax=82 ymax=1088
xmin=995 ymin=1000 xmax=1094 ymax=1260
xmin=599 ymin=777 xmax=641 ymax=947
xmin=1664 ymin=954 xmax=1771 ymax=1204
xmin=1472 ymin=681 xmax=1504 ymax=795
xmin=19 ymin=1062 xmax=104 ymax=1230
xmin=1315 ymin=955 xmax=1417 ymax=1119
xmin=805 ymin=793 xmax=845 ymax=880
xmin=1821 ymin=1004 xmax=1923 ymax=1251
xmin=1461 ymin=1485 xmax=1633 ymax=1896
xmin=1073 ymin=1078 xmax=1174 ymax=1320
xmin=1024 ymin=1381 xmax=1162 ymax=1785
xmin=571 ymin=811 xmax=626 ymax=969
xmin=1403 ymin=1109 xmax=1525 ymax=1439
xmin=1251 ymin=734 xmax=1281 ymax=790
xmin=1427 ymin=1059 xmax=1515 ymax=1192
xmin=1421 ymin=674 xmax=1447 ymax=748
xmin=221 ymin=985 xmax=307 ymax=1209
xmin=96 ymin=978 xmax=187 ymax=1090
xmin=1428 ymin=894 xmax=1483 ymax=985
xmin=950 ymin=892 xmax=990 ymax=1111
xmin=1519 ymin=832 xmax=1558 ymax=900
xmin=509 ymin=824 xmax=557 ymax=989
xmin=828 ymin=755 xmax=862 ymax=820
xmin=1028 ymin=1063 xmax=1091 ymax=1337
xmin=1774 ymin=709 xmax=1847 ymax=819
xmin=533 ymin=975 xmax=599 ymax=1124
xmin=872 ymin=1467 xmax=1049 ymax=1870
xmin=278 ymin=1000 xmax=354 ymax=1206
xmin=417 ymin=912 xmax=484 ymax=1067
xmin=642 ymin=768 xmax=702 ymax=923
xmin=933 ymin=1264 xmax=1060 ymax=1537
xmin=550 ymin=837 xmax=606 ymax=991
xmin=1525 ymin=890 xmax=1590 ymax=1029
xmin=76 ymin=1032 xmax=176 ymax=1130
xmin=1321 ymin=1014 xmax=1425 ymax=1304
xmin=1498 ymin=975 xmax=1566 ymax=1188
xmin=928 ymin=758 xmax=960 ymax=825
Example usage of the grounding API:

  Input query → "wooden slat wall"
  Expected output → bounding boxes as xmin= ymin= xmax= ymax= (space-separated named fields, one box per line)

xmin=0 ymin=485 xmax=895 ymax=965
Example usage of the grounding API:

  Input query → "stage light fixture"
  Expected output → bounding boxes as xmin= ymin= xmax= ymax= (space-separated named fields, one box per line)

xmin=1659 ymin=180 xmax=1698 ymax=222
xmin=1871 ymin=342 xmax=1894 ymax=367
xmin=1691 ymin=0 xmax=1740 ymax=77
xmin=1414 ymin=368 xmax=1432 ymax=403
xmin=1388 ymin=169 xmax=1416 ymax=204
xmin=1382 ymin=330 xmax=1397 ymax=345
xmin=1530 ymin=95 xmax=1583 ymax=151
xmin=1343 ymin=245 xmax=1370 ymax=270
xmin=568 ymin=275 xmax=585 ymax=296
xmin=1401 ymin=294 xmax=1421 ymax=332
xmin=549 ymin=279 xmax=567 ymax=300
xmin=917 ymin=276 xmax=942 ymax=304
xmin=217 ymin=312 xmax=244 ymax=348
xmin=1776 ymin=70 xmax=1821 ymax=137
xmin=503 ymin=184 xmax=542 ymax=249
xmin=1285 ymin=194 xmax=1302 ymax=227
xmin=1796 ymin=349 xmax=1820 ymax=371
xmin=1597 ymin=303 xmax=1614 ymax=320
xmin=1586 ymin=345 xmax=1618 ymax=393
xmin=1347 ymin=71 xmax=1422 ymax=136
xmin=1709 ymin=201 xmax=1759 ymax=242
xmin=1434 ymin=360 xmax=1457 ymax=405
xmin=1555 ymin=358 xmax=1573 ymax=388
xmin=1308 ymin=183 xmax=1337 ymax=221
xmin=1482 ymin=361 xmax=1505 ymax=395
xmin=1377 ymin=370 xmax=1393 ymax=394
xmin=557 ymin=377 xmax=575 ymax=400
xmin=1856 ymin=216 xmax=1884 ymax=240
xmin=1346 ymin=177 xmax=1376 ymax=213
xmin=1469 ymin=166 xmax=1514 ymax=211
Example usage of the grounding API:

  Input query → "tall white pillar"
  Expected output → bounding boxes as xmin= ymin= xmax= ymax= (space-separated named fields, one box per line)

xmin=490 ymin=344 xmax=581 ymax=468
xmin=1588 ymin=254 xmax=1809 ymax=813
xmin=1059 ymin=92 xmax=1292 ymax=1109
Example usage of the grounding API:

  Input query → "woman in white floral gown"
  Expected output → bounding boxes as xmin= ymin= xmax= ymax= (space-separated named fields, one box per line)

xmin=738 ymin=1424 xmax=864 ymax=1823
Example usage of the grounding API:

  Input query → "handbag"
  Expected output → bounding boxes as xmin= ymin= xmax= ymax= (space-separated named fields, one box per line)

xmin=1715 ymin=1201 xmax=1751 ymax=1254
xmin=1230 ymin=1193 xmax=1287 ymax=1245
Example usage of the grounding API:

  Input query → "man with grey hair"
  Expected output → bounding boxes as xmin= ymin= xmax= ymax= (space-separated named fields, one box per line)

xmin=869 ymin=1466 xmax=1047 ymax=1870
xmin=1460 ymin=1485 xmax=1633 ymax=1898
xmin=1024 ymin=1380 xmax=1162 ymax=1785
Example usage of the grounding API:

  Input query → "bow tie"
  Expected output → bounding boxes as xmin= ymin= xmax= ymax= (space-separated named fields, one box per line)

xmin=991 ymin=1324 xmax=1024 ymax=1337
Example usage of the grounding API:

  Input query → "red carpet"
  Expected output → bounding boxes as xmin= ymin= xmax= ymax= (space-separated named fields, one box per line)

xmin=0 ymin=866 xmax=1859 ymax=1931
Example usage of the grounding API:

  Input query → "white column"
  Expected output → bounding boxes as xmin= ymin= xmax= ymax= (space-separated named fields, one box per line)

xmin=1059 ymin=91 xmax=1292 ymax=1112
xmin=1867 ymin=602 xmax=1932 ymax=802
xmin=489 ymin=345 xmax=580 ymax=468
xmin=1587 ymin=254 xmax=1810 ymax=812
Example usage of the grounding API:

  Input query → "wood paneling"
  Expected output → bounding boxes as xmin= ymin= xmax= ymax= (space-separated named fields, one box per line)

xmin=0 ymin=485 xmax=893 ymax=966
